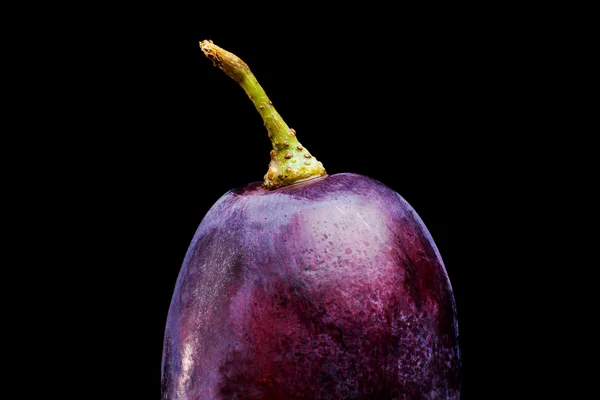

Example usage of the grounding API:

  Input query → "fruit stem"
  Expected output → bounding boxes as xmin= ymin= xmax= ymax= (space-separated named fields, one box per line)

xmin=199 ymin=40 xmax=326 ymax=189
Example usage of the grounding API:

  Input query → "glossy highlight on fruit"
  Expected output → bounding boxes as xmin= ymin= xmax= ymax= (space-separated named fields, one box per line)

xmin=162 ymin=41 xmax=460 ymax=399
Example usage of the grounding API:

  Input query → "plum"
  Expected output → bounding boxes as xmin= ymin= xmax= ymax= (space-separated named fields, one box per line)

xmin=162 ymin=41 xmax=460 ymax=399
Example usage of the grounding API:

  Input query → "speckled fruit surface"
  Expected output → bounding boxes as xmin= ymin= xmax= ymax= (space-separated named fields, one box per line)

xmin=161 ymin=173 xmax=460 ymax=399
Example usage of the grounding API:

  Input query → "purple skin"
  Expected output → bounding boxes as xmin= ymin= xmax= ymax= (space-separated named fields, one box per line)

xmin=161 ymin=173 xmax=460 ymax=399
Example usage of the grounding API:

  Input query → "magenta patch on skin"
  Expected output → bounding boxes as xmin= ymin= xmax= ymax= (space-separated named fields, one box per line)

xmin=162 ymin=173 xmax=460 ymax=399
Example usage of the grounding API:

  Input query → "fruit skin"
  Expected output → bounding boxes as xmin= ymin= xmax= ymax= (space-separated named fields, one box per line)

xmin=161 ymin=173 xmax=460 ymax=399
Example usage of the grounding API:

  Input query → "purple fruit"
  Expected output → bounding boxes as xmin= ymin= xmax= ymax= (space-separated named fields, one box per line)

xmin=162 ymin=41 xmax=460 ymax=399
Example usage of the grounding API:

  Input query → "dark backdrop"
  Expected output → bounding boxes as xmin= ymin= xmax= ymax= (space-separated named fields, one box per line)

xmin=65 ymin=11 xmax=533 ymax=399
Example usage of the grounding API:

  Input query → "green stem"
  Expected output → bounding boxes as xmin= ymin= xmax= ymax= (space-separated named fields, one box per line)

xmin=199 ymin=40 xmax=326 ymax=189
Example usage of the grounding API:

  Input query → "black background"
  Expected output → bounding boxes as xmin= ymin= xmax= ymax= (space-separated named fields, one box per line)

xmin=43 ymin=8 xmax=556 ymax=399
